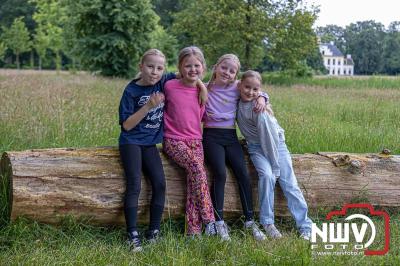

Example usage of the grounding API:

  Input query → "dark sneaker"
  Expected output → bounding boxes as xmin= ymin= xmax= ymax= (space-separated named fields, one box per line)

xmin=127 ymin=231 xmax=143 ymax=252
xmin=145 ymin=229 xmax=161 ymax=243
xmin=205 ymin=221 xmax=217 ymax=236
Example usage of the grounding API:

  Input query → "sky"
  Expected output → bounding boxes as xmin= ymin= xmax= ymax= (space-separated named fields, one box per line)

xmin=309 ymin=0 xmax=399 ymax=28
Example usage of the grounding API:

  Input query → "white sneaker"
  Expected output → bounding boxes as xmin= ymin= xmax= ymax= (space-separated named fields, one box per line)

xmin=263 ymin=224 xmax=282 ymax=239
xmin=215 ymin=221 xmax=231 ymax=241
xmin=300 ymin=231 xmax=311 ymax=241
xmin=205 ymin=222 xmax=217 ymax=236
xmin=245 ymin=220 xmax=266 ymax=241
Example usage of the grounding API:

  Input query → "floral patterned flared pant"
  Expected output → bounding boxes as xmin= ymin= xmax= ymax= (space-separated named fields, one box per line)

xmin=163 ymin=138 xmax=215 ymax=235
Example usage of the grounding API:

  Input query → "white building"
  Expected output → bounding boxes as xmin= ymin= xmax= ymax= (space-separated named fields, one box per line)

xmin=319 ymin=42 xmax=354 ymax=76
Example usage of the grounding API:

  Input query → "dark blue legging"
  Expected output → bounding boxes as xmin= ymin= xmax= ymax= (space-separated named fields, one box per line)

xmin=119 ymin=144 xmax=165 ymax=232
xmin=203 ymin=128 xmax=254 ymax=221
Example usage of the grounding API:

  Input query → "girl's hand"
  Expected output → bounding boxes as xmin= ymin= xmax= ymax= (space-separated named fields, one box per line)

xmin=253 ymin=95 xmax=266 ymax=113
xmin=146 ymin=92 xmax=165 ymax=109
xmin=265 ymin=103 xmax=274 ymax=116
xmin=197 ymin=79 xmax=208 ymax=105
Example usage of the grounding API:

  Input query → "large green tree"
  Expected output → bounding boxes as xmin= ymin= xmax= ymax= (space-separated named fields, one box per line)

xmin=173 ymin=0 xmax=271 ymax=69
xmin=344 ymin=20 xmax=385 ymax=75
xmin=65 ymin=0 xmax=158 ymax=77
xmin=1 ymin=17 xmax=32 ymax=69
xmin=173 ymin=0 xmax=318 ymax=71
xmin=267 ymin=5 xmax=318 ymax=70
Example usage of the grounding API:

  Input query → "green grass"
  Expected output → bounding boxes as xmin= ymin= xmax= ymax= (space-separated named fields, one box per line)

xmin=1 ymin=213 xmax=398 ymax=265
xmin=0 ymin=69 xmax=399 ymax=265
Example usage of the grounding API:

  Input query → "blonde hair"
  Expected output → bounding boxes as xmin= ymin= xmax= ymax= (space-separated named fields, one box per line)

xmin=241 ymin=70 xmax=274 ymax=116
xmin=135 ymin=49 xmax=166 ymax=79
xmin=177 ymin=46 xmax=206 ymax=79
xmin=208 ymin=54 xmax=241 ymax=89
xmin=240 ymin=70 xmax=262 ymax=83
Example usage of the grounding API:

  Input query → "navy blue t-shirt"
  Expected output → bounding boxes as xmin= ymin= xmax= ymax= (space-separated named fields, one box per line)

xmin=118 ymin=73 xmax=176 ymax=145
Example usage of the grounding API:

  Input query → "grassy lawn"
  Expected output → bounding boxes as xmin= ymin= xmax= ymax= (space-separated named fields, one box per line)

xmin=0 ymin=70 xmax=399 ymax=265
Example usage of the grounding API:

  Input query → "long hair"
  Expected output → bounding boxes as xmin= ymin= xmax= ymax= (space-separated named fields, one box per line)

xmin=135 ymin=49 xmax=166 ymax=79
xmin=177 ymin=46 xmax=206 ymax=79
xmin=207 ymin=54 xmax=241 ymax=90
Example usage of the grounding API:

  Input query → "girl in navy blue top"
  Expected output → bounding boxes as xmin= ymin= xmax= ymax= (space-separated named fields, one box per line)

xmin=118 ymin=49 xmax=175 ymax=252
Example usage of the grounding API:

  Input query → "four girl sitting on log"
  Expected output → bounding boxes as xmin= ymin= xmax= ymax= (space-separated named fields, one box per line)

xmin=118 ymin=46 xmax=312 ymax=252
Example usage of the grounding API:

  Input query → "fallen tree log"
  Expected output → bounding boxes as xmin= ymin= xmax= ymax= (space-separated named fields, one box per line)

xmin=1 ymin=147 xmax=399 ymax=226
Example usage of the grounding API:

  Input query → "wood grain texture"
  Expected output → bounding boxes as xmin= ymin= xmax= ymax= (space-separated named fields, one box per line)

xmin=1 ymin=147 xmax=399 ymax=225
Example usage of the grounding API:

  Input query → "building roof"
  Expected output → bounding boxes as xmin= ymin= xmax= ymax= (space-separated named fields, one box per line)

xmin=322 ymin=43 xmax=344 ymax=57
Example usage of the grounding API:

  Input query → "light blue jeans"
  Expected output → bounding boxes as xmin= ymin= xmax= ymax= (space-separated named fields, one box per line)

xmin=247 ymin=141 xmax=312 ymax=233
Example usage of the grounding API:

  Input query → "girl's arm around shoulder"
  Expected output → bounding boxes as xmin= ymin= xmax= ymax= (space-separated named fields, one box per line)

xmin=197 ymin=79 xmax=208 ymax=106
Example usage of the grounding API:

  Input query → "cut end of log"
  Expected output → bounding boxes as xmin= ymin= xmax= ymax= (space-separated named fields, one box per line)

xmin=0 ymin=152 xmax=12 ymax=225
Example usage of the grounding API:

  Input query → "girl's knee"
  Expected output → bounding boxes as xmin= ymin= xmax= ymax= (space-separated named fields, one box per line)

xmin=258 ymin=172 xmax=275 ymax=183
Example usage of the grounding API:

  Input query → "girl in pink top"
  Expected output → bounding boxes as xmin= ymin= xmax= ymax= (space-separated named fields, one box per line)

xmin=163 ymin=46 xmax=216 ymax=237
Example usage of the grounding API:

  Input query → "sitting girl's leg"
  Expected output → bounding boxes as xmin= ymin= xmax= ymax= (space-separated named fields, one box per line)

xmin=247 ymin=143 xmax=276 ymax=225
xmin=186 ymin=171 xmax=202 ymax=235
xmin=190 ymin=140 xmax=215 ymax=224
xmin=142 ymin=145 xmax=166 ymax=233
xmin=226 ymin=142 xmax=254 ymax=221
xmin=119 ymin=144 xmax=142 ymax=233
xmin=203 ymin=136 xmax=227 ymax=221
xmin=163 ymin=138 xmax=214 ymax=234
xmin=277 ymin=142 xmax=312 ymax=233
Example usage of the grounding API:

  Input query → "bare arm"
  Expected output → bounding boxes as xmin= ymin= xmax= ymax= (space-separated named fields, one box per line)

xmin=122 ymin=92 xmax=165 ymax=131
xmin=197 ymin=79 xmax=208 ymax=105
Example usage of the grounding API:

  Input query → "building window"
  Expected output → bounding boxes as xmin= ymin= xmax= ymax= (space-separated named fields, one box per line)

xmin=333 ymin=59 xmax=336 ymax=65
xmin=349 ymin=70 xmax=352 ymax=75
xmin=338 ymin=60 xmax=341 ymax=65
xmin=332 ymin=69 xmax=335 ymax=75
xmin=327 ymin=59 xmax=330 ymax=65
xmin=344 ymin=69 xmax=347 ymax=75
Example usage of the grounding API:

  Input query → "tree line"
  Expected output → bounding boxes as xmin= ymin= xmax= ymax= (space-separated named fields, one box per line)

xmin=317 ymin=21 xmax=400 ymax=75
xmin=0 ymin=0 xmax=399 ymax=77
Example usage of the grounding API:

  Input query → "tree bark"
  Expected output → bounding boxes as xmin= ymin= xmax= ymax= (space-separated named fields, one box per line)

xmin=1 ymin=147 xmax=399 ymax=226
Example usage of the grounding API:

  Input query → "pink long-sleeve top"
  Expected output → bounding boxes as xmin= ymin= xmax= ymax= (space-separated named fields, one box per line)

xmin=163 ymin=79 xmax=205 ymax=140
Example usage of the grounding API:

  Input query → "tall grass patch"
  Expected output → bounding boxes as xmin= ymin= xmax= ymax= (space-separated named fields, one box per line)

xmin=267 ymin=85 xmax=400 ymax=154
xmin=1 ymin=70 xmax=398 ymax=154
